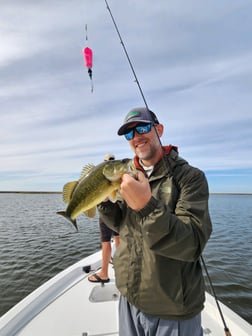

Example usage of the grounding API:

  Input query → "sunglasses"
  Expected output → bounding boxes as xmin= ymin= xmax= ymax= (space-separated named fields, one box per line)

xmin=124 ymin=123 xmax=152 ymax=141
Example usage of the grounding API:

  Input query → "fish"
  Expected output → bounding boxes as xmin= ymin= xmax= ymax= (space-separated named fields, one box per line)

xmin=57 ymin=158 xmax=137 ymax=230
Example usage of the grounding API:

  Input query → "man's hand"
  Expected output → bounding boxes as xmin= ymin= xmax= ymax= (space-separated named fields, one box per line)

xmin=120 ymin=171 xmax=151 ymax=211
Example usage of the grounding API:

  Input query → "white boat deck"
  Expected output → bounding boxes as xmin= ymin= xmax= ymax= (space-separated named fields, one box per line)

xmin=0 ymin=250 xmax=251 ymax=336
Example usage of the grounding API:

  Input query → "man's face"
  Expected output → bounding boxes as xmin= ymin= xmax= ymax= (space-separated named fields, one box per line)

xmin=125 ymin=122 xmax=164 ymax=166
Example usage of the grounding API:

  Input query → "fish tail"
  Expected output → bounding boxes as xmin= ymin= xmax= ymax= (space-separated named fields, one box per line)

xmin=57 ymin=211 xmax=78 ymax=231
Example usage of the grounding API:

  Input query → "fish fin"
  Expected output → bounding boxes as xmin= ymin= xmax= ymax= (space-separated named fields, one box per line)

xmin=57 ymin=211 xmax=78 ymax=231
xmin=84 ymin=207 xmax=96 ymax=218
xmin=80 ymin=164 xmax=95 ymax=179
xmin=62 ymin=181 xmax=78 ymax=204
xmin=108 ymin=190 xmax=118 ymax=203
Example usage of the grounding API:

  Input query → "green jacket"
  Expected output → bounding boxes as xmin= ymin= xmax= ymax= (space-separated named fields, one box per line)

xmin=98 ymin=146 xmax=212 ymax=320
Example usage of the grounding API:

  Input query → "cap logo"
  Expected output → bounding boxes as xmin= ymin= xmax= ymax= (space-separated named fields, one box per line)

xmin=126 ymin=111 xmax=140 ymax=121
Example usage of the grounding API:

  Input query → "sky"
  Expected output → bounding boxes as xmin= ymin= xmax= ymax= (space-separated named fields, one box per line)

xmin=1 ymin=0 xmax=252 ymax=193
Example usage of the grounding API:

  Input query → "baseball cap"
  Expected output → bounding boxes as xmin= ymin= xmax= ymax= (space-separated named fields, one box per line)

xmin=104 ymin=153 xmax=115 ymax=161
xmin=117 ymin=107 xmax=159 ymax=135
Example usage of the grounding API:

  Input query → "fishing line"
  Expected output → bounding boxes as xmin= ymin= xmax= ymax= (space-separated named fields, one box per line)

xmin=104 ymin=1 xmax=232 ymax=335
xmin=85 ymin=24 xmax=88 ymax=41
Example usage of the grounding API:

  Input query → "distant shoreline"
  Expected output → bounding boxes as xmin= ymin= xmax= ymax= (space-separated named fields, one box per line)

xmin=0 ymin=191 xmax=62 ymax=194
xmin=0 ymin=191 xmax=251 ymax=195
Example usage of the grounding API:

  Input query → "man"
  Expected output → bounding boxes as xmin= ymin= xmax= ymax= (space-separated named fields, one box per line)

xmin=88 ymin=154 xmax=120 ymax=283
xmin=98 ymin=107 xmax=212 ymax=336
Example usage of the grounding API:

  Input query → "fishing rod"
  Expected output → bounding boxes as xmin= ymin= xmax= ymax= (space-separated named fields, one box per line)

xmin=104 ymin=0 xmax=167 ymax=160
xmin=201 ymin=256 xmax=231 ymax=336
xmin=104 ymin=2 xmax=231 ymax=335
xmin=104 ymin=0 xmax=149 ymax=110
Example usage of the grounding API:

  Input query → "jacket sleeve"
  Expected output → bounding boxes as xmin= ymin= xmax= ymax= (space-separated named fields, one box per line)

xmin=138 ymin=166 xmax=212 ymax=261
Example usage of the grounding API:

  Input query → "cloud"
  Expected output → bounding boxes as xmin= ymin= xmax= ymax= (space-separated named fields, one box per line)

xmin=1 ymin=0 xmax=252 ymax=191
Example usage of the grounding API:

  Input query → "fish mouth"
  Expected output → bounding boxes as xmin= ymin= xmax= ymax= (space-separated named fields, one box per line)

xmin=104 ymin=159 xmax=136 ymax=181
xmin=127 ymin=159 xmax=137 ymax=177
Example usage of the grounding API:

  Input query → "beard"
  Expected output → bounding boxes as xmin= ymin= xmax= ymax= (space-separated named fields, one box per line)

xmin=136 ymin=144 xmax=157 ymax=162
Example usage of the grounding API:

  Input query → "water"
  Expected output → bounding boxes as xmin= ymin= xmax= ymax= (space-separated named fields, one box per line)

xmin=204 ymin=194 xmax=252 ymax=324
xmin=0 ymin=193 xmax=251 ymax=325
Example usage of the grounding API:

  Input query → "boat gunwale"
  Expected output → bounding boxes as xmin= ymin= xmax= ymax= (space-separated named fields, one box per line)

xmin=0 ymin=253 xmax=102 ymax=336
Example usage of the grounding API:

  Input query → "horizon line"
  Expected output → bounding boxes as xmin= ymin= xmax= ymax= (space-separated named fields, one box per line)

xmin=0 ymin=191 xmax=251 ymax=196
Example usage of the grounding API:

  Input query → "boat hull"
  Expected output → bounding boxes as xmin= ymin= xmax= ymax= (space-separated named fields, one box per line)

xmin=0 ymin=250 xmax=251 ymax=336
